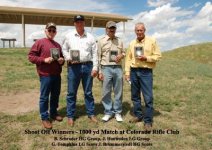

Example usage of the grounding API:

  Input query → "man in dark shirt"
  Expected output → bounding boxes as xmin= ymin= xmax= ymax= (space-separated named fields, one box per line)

xmin=28 ymin=22 xmax=64 ymax=129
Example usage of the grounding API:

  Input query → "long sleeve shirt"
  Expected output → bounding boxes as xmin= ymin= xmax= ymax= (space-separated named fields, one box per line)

xmin=62 ymin=30 xmax=98 ymax=71
xmin=28 ymin=38 xmax=63 ymax=76
xmin=97 ymin=35 xmax=125 ymax=73
xmin=125 ymin=36 xmax=162 ymax=76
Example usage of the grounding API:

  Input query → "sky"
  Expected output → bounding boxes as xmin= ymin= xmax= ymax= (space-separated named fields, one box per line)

xmin=0 ymin=0 xmax=211 ymax=51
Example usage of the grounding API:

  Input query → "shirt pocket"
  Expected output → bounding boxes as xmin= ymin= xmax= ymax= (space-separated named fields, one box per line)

xmin=101 ymin=43 xmax=110 ymax=53
xmin=83 ymin=41 xmax=92 ymax=52
xmin=144 ymin=44 xmax=153 ymax=56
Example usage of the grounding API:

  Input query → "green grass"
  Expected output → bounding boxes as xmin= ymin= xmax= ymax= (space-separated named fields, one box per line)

xmin=0 ymin=42 xmax=212 ymax=150
xmin=0 ymin=48 xmax=38 ymax=94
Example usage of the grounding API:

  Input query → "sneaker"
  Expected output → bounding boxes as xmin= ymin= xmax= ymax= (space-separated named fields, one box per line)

xmin=102 ymin=114 xmax=112 ymax=122
xmin=115 ymin=114 xmax=123 ymax=122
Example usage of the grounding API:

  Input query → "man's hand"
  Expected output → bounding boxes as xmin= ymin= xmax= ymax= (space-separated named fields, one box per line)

xmin=44 ymin=57 xmax=53 ymax=64
xmin=68 ymin=60 xmax=80 ymax=64
xmin=58 ymin=57 xmax=64 ymax=65
xmin=115 ymin=54 xmax=124 ymax=63
xmin=98 ymin=73 xmax=104 ymax=81
xmin=91 ymin=70 xmax=98 ymax=77
xmin=137 ymin=55 xmax=147 ymax=61
xmin=125 ymin=75 xmax=130 ymax=81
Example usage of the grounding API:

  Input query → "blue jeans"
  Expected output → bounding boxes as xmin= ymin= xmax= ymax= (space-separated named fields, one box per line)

xmin=130 ymin=68 xmax=153 ymax=124
xmin=101 ymin=66 xmax=123 ymax=115
xmin=39 ymin=75 xmax=61 ymax=120
xmin=66 ymin=62 xmax=95 ymax=119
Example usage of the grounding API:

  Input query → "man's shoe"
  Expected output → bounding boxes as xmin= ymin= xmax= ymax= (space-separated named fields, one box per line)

xmin=67 ymin=118 xmax=74 ymax=126
xmin=115 ymin=114 xmax=123 ymax=122
xmin=129 ymin=117 xmax=142 ymax=123
xmin=42 ymin=120 xmax=52 ymax=129
xmin=89 ymin=116 xmax=98 ymax=123
xmin=102 ymin=114 xmax=112 ymax=122
xmin=144 ymin=123 xmax=152 ymax=131
xmin=51 ymin=115 xmax=63 ymax=122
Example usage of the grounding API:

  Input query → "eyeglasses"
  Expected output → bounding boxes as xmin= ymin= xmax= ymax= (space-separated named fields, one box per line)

xmin=48 ymin=29 xmax=56 ymax=33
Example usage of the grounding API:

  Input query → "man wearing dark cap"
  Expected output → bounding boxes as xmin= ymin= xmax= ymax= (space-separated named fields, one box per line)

xmin=62 ymin=15 xmax=98 ymax=126
xmin=28 ymin=22 xmax=64 ymax=129
xmin=97 ymin=21 xmax=125 ymax=122
xmin=73 ymin=15 xmax=85 ymax=22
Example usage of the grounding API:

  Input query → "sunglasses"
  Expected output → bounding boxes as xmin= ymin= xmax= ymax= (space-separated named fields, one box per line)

xmin=108 ymin=27 xmax=116 ymax=29
xmin=47 ymin=29 xmax=56 ymax=33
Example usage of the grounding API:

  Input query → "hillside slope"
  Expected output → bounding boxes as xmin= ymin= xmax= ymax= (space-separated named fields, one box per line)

xmin=153 ymin=42 xmax=212 ymax=149
xmin=163 ymin=42 xmax=212 ymax=64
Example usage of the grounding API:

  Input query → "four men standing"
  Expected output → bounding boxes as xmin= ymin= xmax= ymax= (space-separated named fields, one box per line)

xmin=29 ymin=15 xmax=161 ymax=130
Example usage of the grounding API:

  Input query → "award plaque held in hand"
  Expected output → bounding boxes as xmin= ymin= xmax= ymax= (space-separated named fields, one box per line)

xmin=70 ymin=50 xmax=80 ymax=61
xmin=134 ymin=46 xmax=143 ymax=57
xmin=109 ymin=50 xmax=118 ymax=62
xmin=50 ymin=48 xmax=60 ymax=60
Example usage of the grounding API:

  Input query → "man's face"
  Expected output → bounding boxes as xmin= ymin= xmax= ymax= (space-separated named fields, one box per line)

xmin=74 ymin=20 xmax=85 ymax=31
xmin=135 ymin=25 xmax=145 ymax=40
xmin=106 ymin=27 xmax=116 ymax=38
xmin=45 ymin=27 xmax=56 ymax=40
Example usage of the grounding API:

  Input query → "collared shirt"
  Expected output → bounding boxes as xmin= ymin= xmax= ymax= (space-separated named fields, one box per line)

xmin=97 ymin=35 xmax=125 ymax=73
xmin=125 ymin=36 xmax=162 ymax=76
xmin=62 ymin=30 xmax=98 ymax=71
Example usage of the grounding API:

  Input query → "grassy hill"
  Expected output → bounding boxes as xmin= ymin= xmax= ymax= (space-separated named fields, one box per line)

xmin=164 ymin=42 xmax=212 ymax=64
xmin=0 ymin=42 xmax=211 ymax=150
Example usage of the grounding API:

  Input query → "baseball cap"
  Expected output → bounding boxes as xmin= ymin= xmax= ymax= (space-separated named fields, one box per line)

xmin=106 ymin=21 xmax=116 ymax=28
xmin=74 ymin=15 xmax=85 ymax=22
xmin=46 ymin=22 xmax=56 ymax=29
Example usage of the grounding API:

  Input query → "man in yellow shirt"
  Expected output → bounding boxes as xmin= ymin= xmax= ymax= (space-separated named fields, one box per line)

xmin=125 ymin=22 xmax=161 ymax=130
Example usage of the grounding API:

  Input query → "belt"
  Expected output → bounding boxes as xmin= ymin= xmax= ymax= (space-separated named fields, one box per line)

xmin=101 ymin=65 xmax=122 ymax=68
xmin=68 ymin=61 xmax=93 ymax=65
xmin=130 ymin=67 xmax=152 ymax=71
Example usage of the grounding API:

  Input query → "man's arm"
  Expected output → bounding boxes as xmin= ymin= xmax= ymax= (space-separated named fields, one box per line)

xmin=61 ymin=35 xmax=71 ymax=61
xmin=91 ymin=38 xmax=98 ymax=71
xmin=146 ymin=39 xmax=162 ymax=62
xmin=115 ymin=41 xmax=125 ymax=63
xmin=28 ymin=41 xmax=45 ymax=65
xmin=125 ymin=44 xmax=132 ymax=76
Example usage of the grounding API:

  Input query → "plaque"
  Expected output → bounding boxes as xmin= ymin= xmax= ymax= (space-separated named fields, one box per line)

xmin=50 ymin=48 xmax=60 ymax=60
xmin=70 ymin=50 xmax=80 ymax=61
xmin=109 ymin=50 xmax=118 ymax=62
xmin=134 ymin=46 xmax=143 ymax=57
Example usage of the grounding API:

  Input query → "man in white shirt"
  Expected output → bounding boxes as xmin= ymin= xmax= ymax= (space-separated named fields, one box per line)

xmin=62 ymin=15 xmax=98 ymax=126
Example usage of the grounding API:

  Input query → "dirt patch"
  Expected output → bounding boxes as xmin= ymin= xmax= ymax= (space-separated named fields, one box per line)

xmin=0 ymin=90 xmax=39 ymax=115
